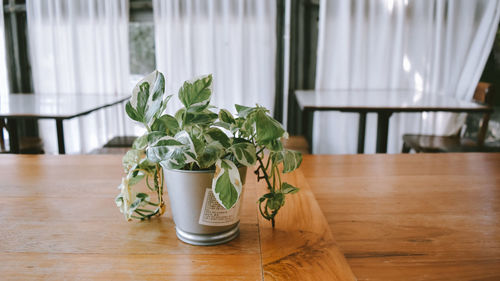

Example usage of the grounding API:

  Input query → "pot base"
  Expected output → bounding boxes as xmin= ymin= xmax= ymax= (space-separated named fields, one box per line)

xmin=175 ymin=223 xmax=240 ymax=246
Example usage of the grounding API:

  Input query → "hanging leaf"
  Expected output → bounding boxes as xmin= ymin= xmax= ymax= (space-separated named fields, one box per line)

xmin=212 ymin=159 xmax=243 ymax=209
xmin=122 ymin=149 xmax=143 ymax=172
xmin=281 ymin=182 xmax=300 ymax=194
xmin=271 ymin=149 xmax=302 ymax=173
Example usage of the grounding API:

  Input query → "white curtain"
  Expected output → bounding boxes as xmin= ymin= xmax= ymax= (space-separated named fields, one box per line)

xmin=27 ymin=0 xmax=131 ymax=154
xmin=0 ymin=2 xmax=8 ymax=99
xmin=153 ymin=0 xmax=276 ymax=115
xmin=315 ymin=0 xmax=500 ymax=154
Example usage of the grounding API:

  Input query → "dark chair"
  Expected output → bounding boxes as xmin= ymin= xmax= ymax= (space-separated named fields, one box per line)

xmin=0 ymin=119 xmax=6 ymax=152
xmin=402 ymin=82 xmax=500 ymax=153
xmin=103 ymin=136 xmax=137 ymax=148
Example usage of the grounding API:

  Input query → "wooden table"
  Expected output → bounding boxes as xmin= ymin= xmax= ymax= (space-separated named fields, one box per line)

xmin=295 ymin=90 xmax=492 ymax=153
xmin=0 ymin=94 xmax=129 ymax=154
xmin=1 ymin=154 xmax=499 ymax=280
xmin=0 ymin=155 xmax=354 ymax=280
xmin=302 ymin=153 xmax=500 ymax=280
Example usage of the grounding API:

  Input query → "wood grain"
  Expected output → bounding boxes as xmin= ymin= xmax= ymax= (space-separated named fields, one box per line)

xmin=302 ymin=153 xmax=500 ymax=281
xmin=254 ymin=167 xmax=356 ymax=280
xmin=0 ymin=155 xmax=262 ymax=280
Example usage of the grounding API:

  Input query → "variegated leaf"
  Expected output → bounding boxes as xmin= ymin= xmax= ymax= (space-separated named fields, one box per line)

xmin=126 ymin=70 xmax=166 ymax=126
xmin=178 ymin=74 xmax=213 ymax=111
xmin=212 ymin=159 xmax=242 ymax=209
xmin=230 ymin=142 xmax=256 ymax=166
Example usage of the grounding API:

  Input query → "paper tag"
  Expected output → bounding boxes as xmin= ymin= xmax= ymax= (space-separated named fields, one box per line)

xmin=199 ymin=188 xmax=241 ymax=226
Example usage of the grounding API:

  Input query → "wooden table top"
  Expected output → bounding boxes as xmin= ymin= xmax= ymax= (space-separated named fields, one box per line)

xmin=0 ymin=94 xmax=129 ymax=119
xmin=1 ymin=153 xmax=499 ymax=280
xmin=295 ymin=89 xmax=492 ymax=113
xmin=0 ymin=155 xmax=353 ymax=280
xmin=302 ymin=153 xmax=500 ymax=281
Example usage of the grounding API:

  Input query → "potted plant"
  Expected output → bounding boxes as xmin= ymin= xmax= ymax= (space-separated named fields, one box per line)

xmin=115 ymin=71 xmax=302 ymax=245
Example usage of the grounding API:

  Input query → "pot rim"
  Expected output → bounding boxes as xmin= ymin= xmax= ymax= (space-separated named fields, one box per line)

xmin=163 ymin=167 xmax=215 ymax=174
xmin=162 ymin=166 xmax=247 ymax=174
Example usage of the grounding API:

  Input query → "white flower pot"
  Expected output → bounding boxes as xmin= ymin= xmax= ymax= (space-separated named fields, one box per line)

xmin=163 ymin=167 xmax=247 ymax=246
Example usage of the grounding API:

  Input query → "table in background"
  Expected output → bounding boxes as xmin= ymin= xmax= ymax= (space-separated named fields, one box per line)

xmin=0 ymin=94 xmax=130 ymax=154
xmin=302 ymin=153 xmax=500 ymax=280
xmin=295 ymin=89 xmax=492 ymax=153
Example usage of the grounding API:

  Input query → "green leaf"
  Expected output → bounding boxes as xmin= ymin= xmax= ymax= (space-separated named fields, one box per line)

xmin=235 ymin=104 xmax=257 ymax=118
xmin=122 ymin=149 xmax=143 ymax=172
xmin=198 ymin=142 xmax=225 ymax=169
xmin=128 ymin=71 xmax=167 ymax=126
xmin=230 ymin=142 xmax=256 ymax=166
xmin=281 ymin=182 xmax=299 ymax=194
xmin=213 ymin=121 xmax=231 ymax=130
xmin=125 ymin=102 xmax=141 ymax=122
xmin=266 ymin=193 xmax=285 ymax=210
xmin=271 ymin=149 xmax=302 ymax=173
xmin=212 ymin=159 xmax=242 ymax=209
xmin=178 ymin=74 xmax=213 ymax=110
xmin=184 ymin=110 xmax=218 ymax=125
xmin=151 ymin=114 xmax=179 ymax=136
xmin=174 ymin=108 xmax=186 ymax=127
xmin=146 ymin=131 xmax=168 ymax=145
xmin=145 ymin=131 xmax=195 ymax=168
xmin=190 ymin=133 xmax=205 ymax=156
xmin=255 ymin=111 xmax=285 ymax=144
xmin=265 ymin=139 xmax=284 ymax=152
xmin=219 ymin=109 xmax=235 ymax=124
xmin=135 ymin=192 xmax=150 ymax=201
xmin=128 ymin=173 xmax=145 ymax=186
xmin=204 ymin=127 xmax=231 ymax=148
xmin=132 ymin=134 xmax=148 ymax=150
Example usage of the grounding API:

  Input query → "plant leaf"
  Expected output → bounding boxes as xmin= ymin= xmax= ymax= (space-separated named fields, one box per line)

xmin=128 ymin=70 xmax=166 ymax=126
xmin=255 ymin=110 xmax=285 ymax=144
xmin=281 ymin=182 xmax=299 ymax=194
xmin=271 ymin=149 xmax=302 ymax=173
xmin=132 ymin=134 xmax=148 ymax=150
xmin=198 ymin=141 xmax=225 ymax=169
xmin=204 ymin=127 xmax=231 ymax=148
xmin=151 ymin=114 xmax=180 ymax=136
xmin=230 ymin=142 xmax=256 ymax=166
xmin=122 ymin=149 xmax=143 ymax=172
xmin=235 ymin=104 xmax=257 ymax=118
xmin=184 ymin=110 xmax=218 ymax=125
xmin=178 ymin=74 xmax=212 ymax=110
xmin=266 ymin=192 xmax=285 ymax=210
xmin=219 ymin=109 xmax=235 ymax=124
xmin=212 ymin=159 xmax=242 ymax=209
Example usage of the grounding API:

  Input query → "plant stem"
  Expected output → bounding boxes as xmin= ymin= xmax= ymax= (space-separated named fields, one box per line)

xmin=256 ymin=154 xmax=273 ymax=192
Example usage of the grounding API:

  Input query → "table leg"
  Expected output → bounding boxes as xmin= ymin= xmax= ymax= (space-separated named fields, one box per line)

xmin=7 ymin=118 xmax=19 ymax=153
xmin=302 ymin=109 xmax=314 ymax=153
xmin=56 ymin=119 xmax=66 ymax=154
xmin=376 ymin=112 xmax=392 ymax=153
xmin=357 ymin=112 xmax=366 ymax=154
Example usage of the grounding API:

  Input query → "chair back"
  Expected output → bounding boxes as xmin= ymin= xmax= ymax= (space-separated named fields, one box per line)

xmin=472 ymin=82 xmax=494 ymax=145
